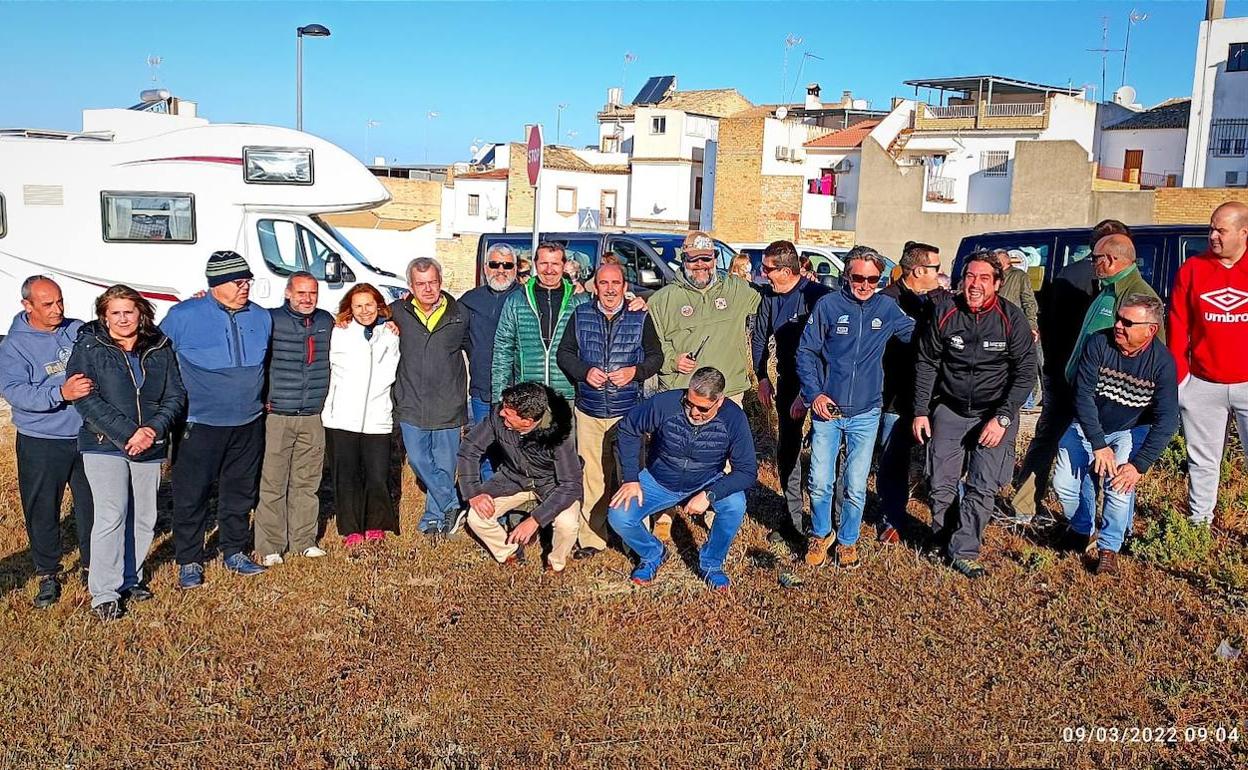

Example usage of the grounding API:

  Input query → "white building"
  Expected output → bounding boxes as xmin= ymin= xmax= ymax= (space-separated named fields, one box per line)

xmin=894 ymin=76 xmax=1096 ymax=214
xmin=1096 ymin=98 xmax=1190 ymax=187
xmin=798 ymin=121 xmax=877 ymax=232
xmin=1182 ymin=2 xmax=1248 ymax=188
xmin=524 ymin=145 xmax=631 ymax=233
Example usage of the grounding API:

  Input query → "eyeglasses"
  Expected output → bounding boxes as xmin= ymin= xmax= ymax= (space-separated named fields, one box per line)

xmin=848 ymin=273 xmax=881 ymax=284
xmin=1092 ymin=252 xmax=1113 ymax=262
xmin=684 ymin=255 xmax=715 ymax=265
xmin=682 ymin=395 xmax=718 ymax=415
xmin=486 ymin=261 xmax=515 ymax=270
xmin=1114 ymin=314 xmax=1157 ymax=328
xmin=232 ymin=279 xmax=254 ymax=289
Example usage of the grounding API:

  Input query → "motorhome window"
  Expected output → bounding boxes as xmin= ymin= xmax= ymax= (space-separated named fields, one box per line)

xmin=257 ymin=220 xmax=301 ymax=275
xmin=244 ymin=146 xmax=313 ymax=185
xmin=101 ymin=192 xmax=195 ymax=243
xmin=0 ymin=194 xmax=6 ymax=238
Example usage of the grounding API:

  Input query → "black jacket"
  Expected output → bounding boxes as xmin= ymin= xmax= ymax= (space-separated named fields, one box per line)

xmin=389 ymin=293 xmax=469 ymax=430
xmin=880 ymin=281 xmax=950 ymax=416
xmin=913 ymin=294 xmax=1036 ymax=420
xmin=750 ymin=277 xmax=831 ymax=389
xmin=456 ymin=391 xmax=582 ymax=526
xmin=459 ymin=282 xmax=520 ymax=402
xmin=66 ymin=321 xmax=186 ymax=462
xmin=1042 ymin=258 xmax=1097 ymax=391
xmin=266 ymin=302 xmax=332 ymax=416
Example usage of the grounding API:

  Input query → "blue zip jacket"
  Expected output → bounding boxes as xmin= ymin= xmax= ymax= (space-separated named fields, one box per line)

xmin=617 ymin=390 xmax=757 ymax=500
xmin=796 ymin=283 xmax=915 ymax=417
xmin=459 ymin=282 xmax=520 ymax=402
xmin=0 ymin=312 xmax=84 ymax=439
xmin=160 ymin=296 xmax=272 ymax=426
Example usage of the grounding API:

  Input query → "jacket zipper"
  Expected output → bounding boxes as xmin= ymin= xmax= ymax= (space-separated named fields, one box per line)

xmin=847 ymin=299 xmax=863 ymax=415
xmin=229 ymin=311 xmax=242 ymax=367
xmin=361 ymin=330 xmax=376 ymax=433
xmin=604 ymin=309 xmax=617 ymax=413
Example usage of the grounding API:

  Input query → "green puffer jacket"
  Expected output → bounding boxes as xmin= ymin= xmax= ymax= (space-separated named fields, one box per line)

xmin=491 ymin=279 xmax=589 ymax=402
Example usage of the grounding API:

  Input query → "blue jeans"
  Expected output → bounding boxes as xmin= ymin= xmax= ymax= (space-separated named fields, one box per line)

xmin=399 ymin=423 xmax=462 ymax=531
xmin=809 ymin=407 xmax=881 ymax=545
xmin=876 ymin=411 xmax=912 ymax=529
xmin=607 ymin=469 xmax=747 ymax=575
xmin=1053 ymin=424 xmax=1148 ymax=553
xmin=469 ymin=397 xmax=494 ymax=480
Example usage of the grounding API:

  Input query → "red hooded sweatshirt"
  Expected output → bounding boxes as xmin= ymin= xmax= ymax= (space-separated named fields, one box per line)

xmin=1167 ymin=248 xmax=1248 ymax=384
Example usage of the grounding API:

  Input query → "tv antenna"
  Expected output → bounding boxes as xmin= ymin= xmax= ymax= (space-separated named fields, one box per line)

xmin=1086 ymin=17 xmax=1122 ymax=104
xmin=781 ymin=34 xmax=803 ymax=104
xmin=1120 ymin=9 xmax=1148 ymax=89
xmin=622 ymin=51 xmax=637 ymax=100
xmin=146 ymin=55 xmax=163 ymax=85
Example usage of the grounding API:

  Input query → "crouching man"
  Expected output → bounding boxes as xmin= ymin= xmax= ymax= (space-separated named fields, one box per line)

xmin=1054 ymin=293 xmax=1178 ymax=573
xmin=457 ymin=382 xmax=583 ymax=572
xmin=607 ymin=367 xmax=757 ymax=590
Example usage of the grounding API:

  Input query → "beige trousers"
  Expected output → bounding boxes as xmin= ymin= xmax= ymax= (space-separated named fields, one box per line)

xmin=466 ymin=491 xmax=581 ymax=571
xmin=575 ymin=408 xmax=623 ymax=550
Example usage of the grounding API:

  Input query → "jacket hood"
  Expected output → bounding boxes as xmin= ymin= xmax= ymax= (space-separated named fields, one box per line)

xmin=6 ymin=311 xmax=78 ymax=338
xmin=522 ymin=388 xmax=574 ymax=449
xmin=76 ymin=319 xmax=170 ymax=352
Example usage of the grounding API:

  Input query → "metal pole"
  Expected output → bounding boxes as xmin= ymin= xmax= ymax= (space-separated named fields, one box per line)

xmin=1121 ymin=19 xmax=1132 ymax=88
xmin=296 ymin=32 xmax=303 ymax=131
xmin=531 ymin=177 xmax=540 ymax=260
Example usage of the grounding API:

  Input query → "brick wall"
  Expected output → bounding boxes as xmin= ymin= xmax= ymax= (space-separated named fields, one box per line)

xmin=1153 ymin=187 xmax=1246 ymax=224
xmin=710 ymin=116 xmax=764 ymax=242
xmin=797 ymin=228 xmax=855 ymax=247
xmin=505 ymin=143 xmax=535 ymax=231
xmin=759 ymin=175 xmax=803 ymax=241
xmin=435 ymin=233 xmax=481 ymax=297
xmin=375 ymin=177 xmax=442 ymax=225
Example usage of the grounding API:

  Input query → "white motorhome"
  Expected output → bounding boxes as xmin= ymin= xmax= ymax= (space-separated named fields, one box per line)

xmin=0 ymin=102 xmax=408 ymax=321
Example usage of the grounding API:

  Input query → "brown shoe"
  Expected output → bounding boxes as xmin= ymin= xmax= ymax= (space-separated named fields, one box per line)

xmin=652 ymin=517 xmax=672 ymax=543
xmin=1095 ymin=549 xmax=1119 ymax=575
xmin=805 ymin=535 xmax=833 ymax=567
xmin=878 ymin=525 xmax=900 ymax=545
xmin=836 ymin=543 xmax=860 ymax=570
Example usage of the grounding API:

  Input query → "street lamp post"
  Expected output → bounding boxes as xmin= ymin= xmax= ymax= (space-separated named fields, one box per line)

xmin=296 ymin=23 xmax=331 ymax=131
xmin=556 ymin=103 xmax=568 ymax=145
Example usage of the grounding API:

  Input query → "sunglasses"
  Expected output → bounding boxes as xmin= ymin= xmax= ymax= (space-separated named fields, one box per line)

xmin=1114 ymin=314 xmax=1157 ymax=328
xmin=848 ymin=273 xmax=881 ymax=284
xmin=682 ymin=395 xmax=718 ymax=415
xmin=684 ymin=255 xmax=715 ymax=265
xmin=487 ymin=261 xmax=515 ymax=270
xmin=761 ymin=263 xmax=787 ymax=274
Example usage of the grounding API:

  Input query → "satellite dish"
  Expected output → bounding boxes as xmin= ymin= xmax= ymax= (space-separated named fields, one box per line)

xmin=775 ymin=106 xmax=789 ymax=120
xmin=469 ymin=144 xmax=480 ymax=156
xmin=1113 ymin=85 xmax=1137 ymax=106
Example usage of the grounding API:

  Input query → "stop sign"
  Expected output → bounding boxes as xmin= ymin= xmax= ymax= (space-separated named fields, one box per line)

xmin=526 ymin=124 xmax=543 ymax=187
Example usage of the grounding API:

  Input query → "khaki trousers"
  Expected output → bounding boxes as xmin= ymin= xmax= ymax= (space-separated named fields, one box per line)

xmin=575 ymin=408 xmax=623 ymax=550
xmin=467 ymin=491 xmax=581 ymax=571
xmin=655 ymin=392 xmax=743 ymax=530
xmin=255 ymin=414 xmax=325 ymax=556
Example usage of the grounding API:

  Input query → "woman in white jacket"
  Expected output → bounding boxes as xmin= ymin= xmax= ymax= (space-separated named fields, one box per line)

xmin=322 ymin=283 xmax=401 ymax=547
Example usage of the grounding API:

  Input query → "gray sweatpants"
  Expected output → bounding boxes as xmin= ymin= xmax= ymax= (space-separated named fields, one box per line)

xmin=928 ymin=403 xmax=1020 ymax=560
xmin=255 ymin=414 xmax=326 ymax=556
xmin=1178 ymin=375 xmax=1248 ymax=524
xmin=83 ymin=453 xmax=162 ymax=608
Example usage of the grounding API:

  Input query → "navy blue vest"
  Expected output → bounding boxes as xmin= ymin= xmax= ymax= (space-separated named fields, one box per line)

xmin=573 ymin=303 xmax=646 ymax=418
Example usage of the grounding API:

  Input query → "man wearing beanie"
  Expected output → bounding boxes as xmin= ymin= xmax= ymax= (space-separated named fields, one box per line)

xmin=160 ymin=250 xmax=273 ymax=588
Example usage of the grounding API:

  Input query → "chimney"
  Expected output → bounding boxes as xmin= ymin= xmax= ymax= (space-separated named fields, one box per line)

xmin=841 ymin=90 xmax=853 ymax=107
xmin=1207 ymin=0 xmax=1225 ymax=20
xmin=805 ymin=83 xmax=822 ymax=110
xmin=607 ymin=87 xmax=622 ymax=107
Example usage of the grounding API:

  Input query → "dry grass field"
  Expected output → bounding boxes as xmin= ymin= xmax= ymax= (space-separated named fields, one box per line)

xmin=0 ymin=395 xmax=1246 ymax=770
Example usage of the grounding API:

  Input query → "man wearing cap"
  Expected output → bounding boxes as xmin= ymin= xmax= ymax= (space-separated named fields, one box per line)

xmin=161 ymin=251 xmax=273 ymax=589
xmin=646 ymin=231 xmax=759 ymax=540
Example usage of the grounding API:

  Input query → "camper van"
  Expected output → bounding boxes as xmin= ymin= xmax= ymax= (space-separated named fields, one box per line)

xmin=0 ymin=101 xmax=407 ymax=321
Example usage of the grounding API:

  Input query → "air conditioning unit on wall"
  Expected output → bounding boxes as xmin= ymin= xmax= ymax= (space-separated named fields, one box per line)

xmin=775 ymin=146 xmax=791 ymax=161
xmin=831 ymin=200 xmax=847 ymax=216
xmin=834 ymin=158 xmax=852 ymax=173
xmin=1227 ymin=170 xmax=1247 ymax=188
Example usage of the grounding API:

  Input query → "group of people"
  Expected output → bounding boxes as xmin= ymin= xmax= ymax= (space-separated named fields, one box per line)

xmin=2 ymin=202 xmax=1245 ymax=619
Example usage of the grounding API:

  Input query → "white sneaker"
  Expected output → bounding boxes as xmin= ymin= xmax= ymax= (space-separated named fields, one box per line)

xmin=301 ymin=546 xmax=327 ymax=558
xmin=261 ymin=554 xmax=284 ymax=567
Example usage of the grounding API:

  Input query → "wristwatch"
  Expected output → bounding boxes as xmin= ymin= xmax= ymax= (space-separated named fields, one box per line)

xmin=704 ymin=490 xmax=718 ymax=505
xmin=995 ymin=415 xmax=1012 ymax=428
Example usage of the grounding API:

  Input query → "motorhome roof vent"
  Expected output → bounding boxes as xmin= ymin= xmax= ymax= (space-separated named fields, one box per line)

xmin=24 ymin=184 xmax=64 ymax=206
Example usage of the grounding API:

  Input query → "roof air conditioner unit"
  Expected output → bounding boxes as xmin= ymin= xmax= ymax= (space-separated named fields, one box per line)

xmin=775 ymin=146 xmax=790 ymax=161
xmin=486 ymin=207 xmax=500 ymax=220
xmin=834 ymin=158 xmax=852 ymax=172
xmin=831 ymin=200 xmax=847 ymax=216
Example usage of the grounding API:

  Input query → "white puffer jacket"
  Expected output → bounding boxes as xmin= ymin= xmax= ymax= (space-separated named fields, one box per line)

xmin=322 ymin=322 xmax=400 ymax=434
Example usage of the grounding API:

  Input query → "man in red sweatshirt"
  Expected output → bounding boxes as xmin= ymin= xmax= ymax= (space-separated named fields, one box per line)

xmin=1168 ymin=200 xmax=1248 ymax=526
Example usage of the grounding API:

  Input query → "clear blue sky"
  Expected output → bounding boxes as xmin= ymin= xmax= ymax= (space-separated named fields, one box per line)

xmin=3 ymin=1 xmax=1245 ymax=164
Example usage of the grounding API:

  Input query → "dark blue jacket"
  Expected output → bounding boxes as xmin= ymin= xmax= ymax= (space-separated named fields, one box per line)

xmin=266 ymin=302 xmax=332 ymax=416
xmin=66 ymin=322 xmax=186 ymax=463
xmin=556 ymin=303 xmax=662 ymax=418
xmin=617 ymin=390 xmax=757 ymax=500
xmin=796 ymin=283 xmax=915 ymax=418
xmin=751 ymin=277 xmax=831 ymax=390
xmin=459 ymin=282 xmax=520 ymax=402
xmin=160 ymin=296 xmax=271 ymax=426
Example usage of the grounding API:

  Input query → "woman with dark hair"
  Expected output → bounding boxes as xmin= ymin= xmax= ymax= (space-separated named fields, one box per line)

xmin=322 ymin=283 xmax=401 ymax=547
xmin=66 ymin=284 xmax=185 ymax=620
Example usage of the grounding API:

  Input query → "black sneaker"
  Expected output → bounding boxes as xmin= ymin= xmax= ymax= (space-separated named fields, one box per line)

xmin=122 ymin=585 xmax=155 ymax=603
xmin=572 ymin=546 xmax=602 ymax=561
xmin=950 ymin=558 xmax=987 ymax=579
xmin=91 ymin=601 xmax=124 ymax=621
xmin=33 ymin=576 xmax=61 ymax=609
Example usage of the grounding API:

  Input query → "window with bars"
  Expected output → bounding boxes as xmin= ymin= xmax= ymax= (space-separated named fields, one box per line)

xmin=1211 ymin=119 xmax=1248 ymax=157
xmin=981 ymin=150 xmax=1009 ymax=177
xmin=467 ymin=194 xmax=480 ymax=217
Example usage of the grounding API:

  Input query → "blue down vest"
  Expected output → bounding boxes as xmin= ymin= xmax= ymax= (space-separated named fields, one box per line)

xmin=266 ymin=303 xmax=332 ymax=415
xmin=573 ymin=303 xmax=646 ymax=418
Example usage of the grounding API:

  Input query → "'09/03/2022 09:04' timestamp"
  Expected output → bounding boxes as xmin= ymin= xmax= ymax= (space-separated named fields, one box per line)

xmin=1061 ymin=725 xmax=1241 ymax=744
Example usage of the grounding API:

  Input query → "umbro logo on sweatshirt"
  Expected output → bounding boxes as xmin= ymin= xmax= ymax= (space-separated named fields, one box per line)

xmin=1200 ymin=287 xmax=1248 ymax=322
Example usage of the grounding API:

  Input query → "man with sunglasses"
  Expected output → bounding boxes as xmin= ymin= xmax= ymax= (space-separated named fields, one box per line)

xmin=1054 ymin=294 xmax=1177 ymax=572
xmin=750 ymin=240 xmax=831 ymax=545
xmin=797 ymin=246 xmax=915 ymax=569
xmin=877 ymin=241 xmax=948 ymax=543
xmin=460 ymin=244 xmax=522 ymax=479
xmin=912 ymin=252 xmax=1036 ymax=579
xmin=607 ymin=366 xmax=757 ymax=589
xmin=160 ymin=250 xmax=273 ymax=588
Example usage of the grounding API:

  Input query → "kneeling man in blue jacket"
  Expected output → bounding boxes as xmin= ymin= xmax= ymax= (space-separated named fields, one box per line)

xmin=608 ymin=366 xmax=757 ymax=590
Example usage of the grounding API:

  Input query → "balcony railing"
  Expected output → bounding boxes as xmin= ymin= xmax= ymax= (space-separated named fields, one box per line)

xmin=1095 ymin=165 xmax=1180 ymax=189
xmin=983 ymin=102 xmax=1045 ymax=117
xmin=915 ymin=99 xmax=1050 ymax=131
xmin=926 ymin=176 xmax=956 ymax=203
xmin=925 ymin=104 xmax=976 ymax=119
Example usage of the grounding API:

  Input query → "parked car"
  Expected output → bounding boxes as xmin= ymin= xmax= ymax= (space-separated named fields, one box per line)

xmin=474 ymin=232 xmax=738 ymax=296
xmin=730 ymin=242 xmax=897 ymax=289
xmin=951 ymin=224 xmax=1208 ymax=305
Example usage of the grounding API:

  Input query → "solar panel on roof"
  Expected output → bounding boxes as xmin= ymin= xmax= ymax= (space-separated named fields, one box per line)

xmin=632 ymin=75 xmax=675 ymax=105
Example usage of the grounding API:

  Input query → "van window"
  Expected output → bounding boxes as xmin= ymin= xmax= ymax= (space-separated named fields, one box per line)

xmin=1060 ymin=242 xmax=1092 ymax=267
xmin=557 ymin=240 xmax=598 ymax=282
xmin=0 ymin=193 xmax=5 ymax=238
xmin=1131 ymin=238 xmax=1162 ymax=288
xmin=1180 ymin=236 xmax=1209 ymax=263
xmin=101 ymin=192 xmax=195 ymax=243
xmin=257 ymin=219 xmax=340 ymax=280
xmin=977 ymin=238 xmax=1050 ymax=292
xmin=610 ymin=239 xmax=663 ymax=288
